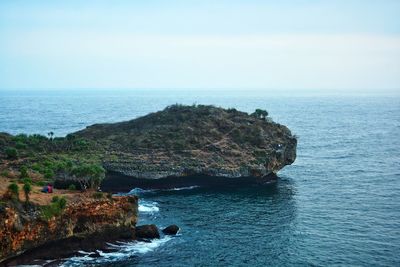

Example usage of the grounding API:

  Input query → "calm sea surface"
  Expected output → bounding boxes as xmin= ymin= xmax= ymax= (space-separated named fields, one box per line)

xmin=0 ymin=90 xmax=399 ymax=266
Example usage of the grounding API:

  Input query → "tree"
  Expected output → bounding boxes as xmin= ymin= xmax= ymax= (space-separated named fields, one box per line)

xmin=23 ymin=182 xmax=32 ymax=203
xmin=47 ymin=131 xmax=54 ymax=140
xmin=251 ymin=109 xmax=269 ymax=120
xmin=71 ymin=164 xmax=105 ymax=190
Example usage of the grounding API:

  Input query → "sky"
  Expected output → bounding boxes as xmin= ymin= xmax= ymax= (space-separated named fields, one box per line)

xmin=0 ymin=0 xmax=399 ymax=92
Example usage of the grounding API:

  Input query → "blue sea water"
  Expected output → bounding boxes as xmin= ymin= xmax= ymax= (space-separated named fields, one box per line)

xmin=0 ymin=90 xmax=399 ymax=266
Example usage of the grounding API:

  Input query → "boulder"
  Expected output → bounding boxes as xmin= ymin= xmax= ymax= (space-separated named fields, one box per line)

xmin=135 ymin=224 xmax=160 ymax=239
xmin=162 ymin=225 xmax=180 ymax=235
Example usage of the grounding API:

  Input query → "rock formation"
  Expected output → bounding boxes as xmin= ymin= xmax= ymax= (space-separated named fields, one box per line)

xmin=162 ymin=225 xmax=180 ymax=235
xmin=73 ymin=105 xmax=297 ymax=188
xmin=135 ymin=224 xmax=160 ymax=239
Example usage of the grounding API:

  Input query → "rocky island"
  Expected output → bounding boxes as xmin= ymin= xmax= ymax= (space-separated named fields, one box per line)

xmin=74 ymin=104 xmax=297 ymax=190
xmin=0 ymin=104 xmax=297 ymax=264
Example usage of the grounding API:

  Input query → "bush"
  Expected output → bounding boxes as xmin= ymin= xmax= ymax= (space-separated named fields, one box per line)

xmin=8 ymin=183 xmax=19 ymax=200
xmin=44 ymin=168 xmax=54 ymax=179
xmin=15 ymin=141 xmax=27 ymax=149
xmin=31 ymin=163 xmax=43 ymax=172
xmin=5 ymin=147 xmax=18 ymax=159
xmin=51 ymin=196 xmax=59 ymax=203
xmin=19 ymin=166 xmax=29 ymax=179
xmin=67 ymin=184 xmax=76 ymax=191
xmin=22 ymin=178 xmax=32 ymax=184
xmin=35 ymin=181 xmax=47 ymax=186
xmin=58 ymin=197 xmax=67 ymax=209
xmin=41 ymin=197 xmax=67 ymax=220
xmin=251 ymin=109 xmax=268 ymax=120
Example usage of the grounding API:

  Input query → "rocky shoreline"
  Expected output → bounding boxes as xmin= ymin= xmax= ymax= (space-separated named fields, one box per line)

xmin=0 ymin=195 xmax=138 ymax=264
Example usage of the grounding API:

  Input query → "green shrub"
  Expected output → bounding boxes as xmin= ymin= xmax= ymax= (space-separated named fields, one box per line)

xmin=5 ymin=147 xmax=18 ymax=159
xmin=41 ymin=197 xmax=67 ymax=220
xmin=251 ymin=109 xmax=268 ymax=120
xmin=22 ymin=178 xmax=32 ymax=184
xmin=19 ymin=166 xmax=29 ymax=179
xmin=67 ymin=184 xmax=76 ymax=191
xmin=35 ymin=181 xmax=47 ymax=186
xmin=92 ymin=192 xmax=104 ymax=199
xmin=51 ymin=196 xmax=59 ymax=203
xmin=31 ymin=163 xmax=43 ymax=172
xmin=44 ymin=168 xmax=54 ymax=179
xmin=8 ymin=183 xmax=19 ymax=200
xmin=15 ymin=141 xmax=27 ymax=149
xmin=58 ymin=197 xmax=67 ymax=209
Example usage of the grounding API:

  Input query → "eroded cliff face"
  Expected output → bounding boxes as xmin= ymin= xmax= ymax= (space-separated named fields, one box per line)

xmin=0 ymin=196 xmax=138 ymax=263
xmin=73 ymin=105 xmax=297 ymax=183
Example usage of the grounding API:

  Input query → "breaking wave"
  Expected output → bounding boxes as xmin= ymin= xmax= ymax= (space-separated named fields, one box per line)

xmin=61 ymin=236 xmax=172 ymax=266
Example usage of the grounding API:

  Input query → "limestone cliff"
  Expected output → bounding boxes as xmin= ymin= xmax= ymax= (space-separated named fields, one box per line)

xmin=74 ymin=105 xmax=297 ymax=182
xmin=0 ymin=195 xmax=138 ymax=263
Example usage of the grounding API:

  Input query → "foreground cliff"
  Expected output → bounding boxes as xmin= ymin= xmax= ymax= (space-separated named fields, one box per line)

xmin=0 ymin=194 xmax=138 ymax=264
xmin=74 ymin=105 xmax=297 ymax=185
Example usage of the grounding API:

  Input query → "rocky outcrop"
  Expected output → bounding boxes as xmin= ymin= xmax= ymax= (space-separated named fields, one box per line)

xmin=73 ymin=105 xmax=297 ymax=186
xmin=162 ymin=225 xmax=180 ymax=235
xmin=135 ymin=224 xmax=160 ymax=239
xmin=0 ymin=196 xmax=138 ymax=263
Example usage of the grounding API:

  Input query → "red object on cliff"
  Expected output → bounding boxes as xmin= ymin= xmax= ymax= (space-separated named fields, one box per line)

xmin=42 ymin=184 xmax=53 ymax=193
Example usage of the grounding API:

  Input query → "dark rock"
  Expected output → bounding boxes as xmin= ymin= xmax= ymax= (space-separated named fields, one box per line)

xmin=162 ymin=225 xmax=180 ymax=235
xmin=135 ymin=224 xmax=160 ymax=239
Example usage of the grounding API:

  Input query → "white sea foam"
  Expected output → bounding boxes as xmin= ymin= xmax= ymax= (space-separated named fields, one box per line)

xmin=127 ymin=187 xmax=156 ymax=195
xmin=166 ymin=185 xmax=200 ymax=191
xmin=120 ymin=185 xmax=201 ymax=197
xmin=138 ymin=200 xmax=160 ymax=213
xmin=61 ymin=236 xmax=172 ymax=266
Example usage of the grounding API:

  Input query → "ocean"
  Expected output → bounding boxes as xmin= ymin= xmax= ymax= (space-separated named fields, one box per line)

xmin=0 ymin=90 xmax=399 ymax=266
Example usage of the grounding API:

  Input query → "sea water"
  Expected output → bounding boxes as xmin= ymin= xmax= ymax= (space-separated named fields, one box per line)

xmin=0 ymin=90 xmax=399 ymax=266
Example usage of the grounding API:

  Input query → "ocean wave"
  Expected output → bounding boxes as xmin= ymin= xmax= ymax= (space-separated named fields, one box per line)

xmin=128 ymin=185 xmax=200 ymax=195
xmin=61 ymin=236 xmax=172 ymax=266
xmin=165 ymin=185 xmax=200 ymax=191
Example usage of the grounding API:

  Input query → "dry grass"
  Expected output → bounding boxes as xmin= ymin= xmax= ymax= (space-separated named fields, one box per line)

xmin=0 ymin=176 xmax=91 ymax=206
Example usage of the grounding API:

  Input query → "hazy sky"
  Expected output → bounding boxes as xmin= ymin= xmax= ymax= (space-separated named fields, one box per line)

xmin=1 ymin=0 xmax=399 ymax=91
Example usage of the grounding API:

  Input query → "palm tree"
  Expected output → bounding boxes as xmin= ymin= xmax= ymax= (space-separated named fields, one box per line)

xmin=47 ymin=131 xmax=54 ymax=140
xmin=23 ymin=182 xmax=32 ymax=203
